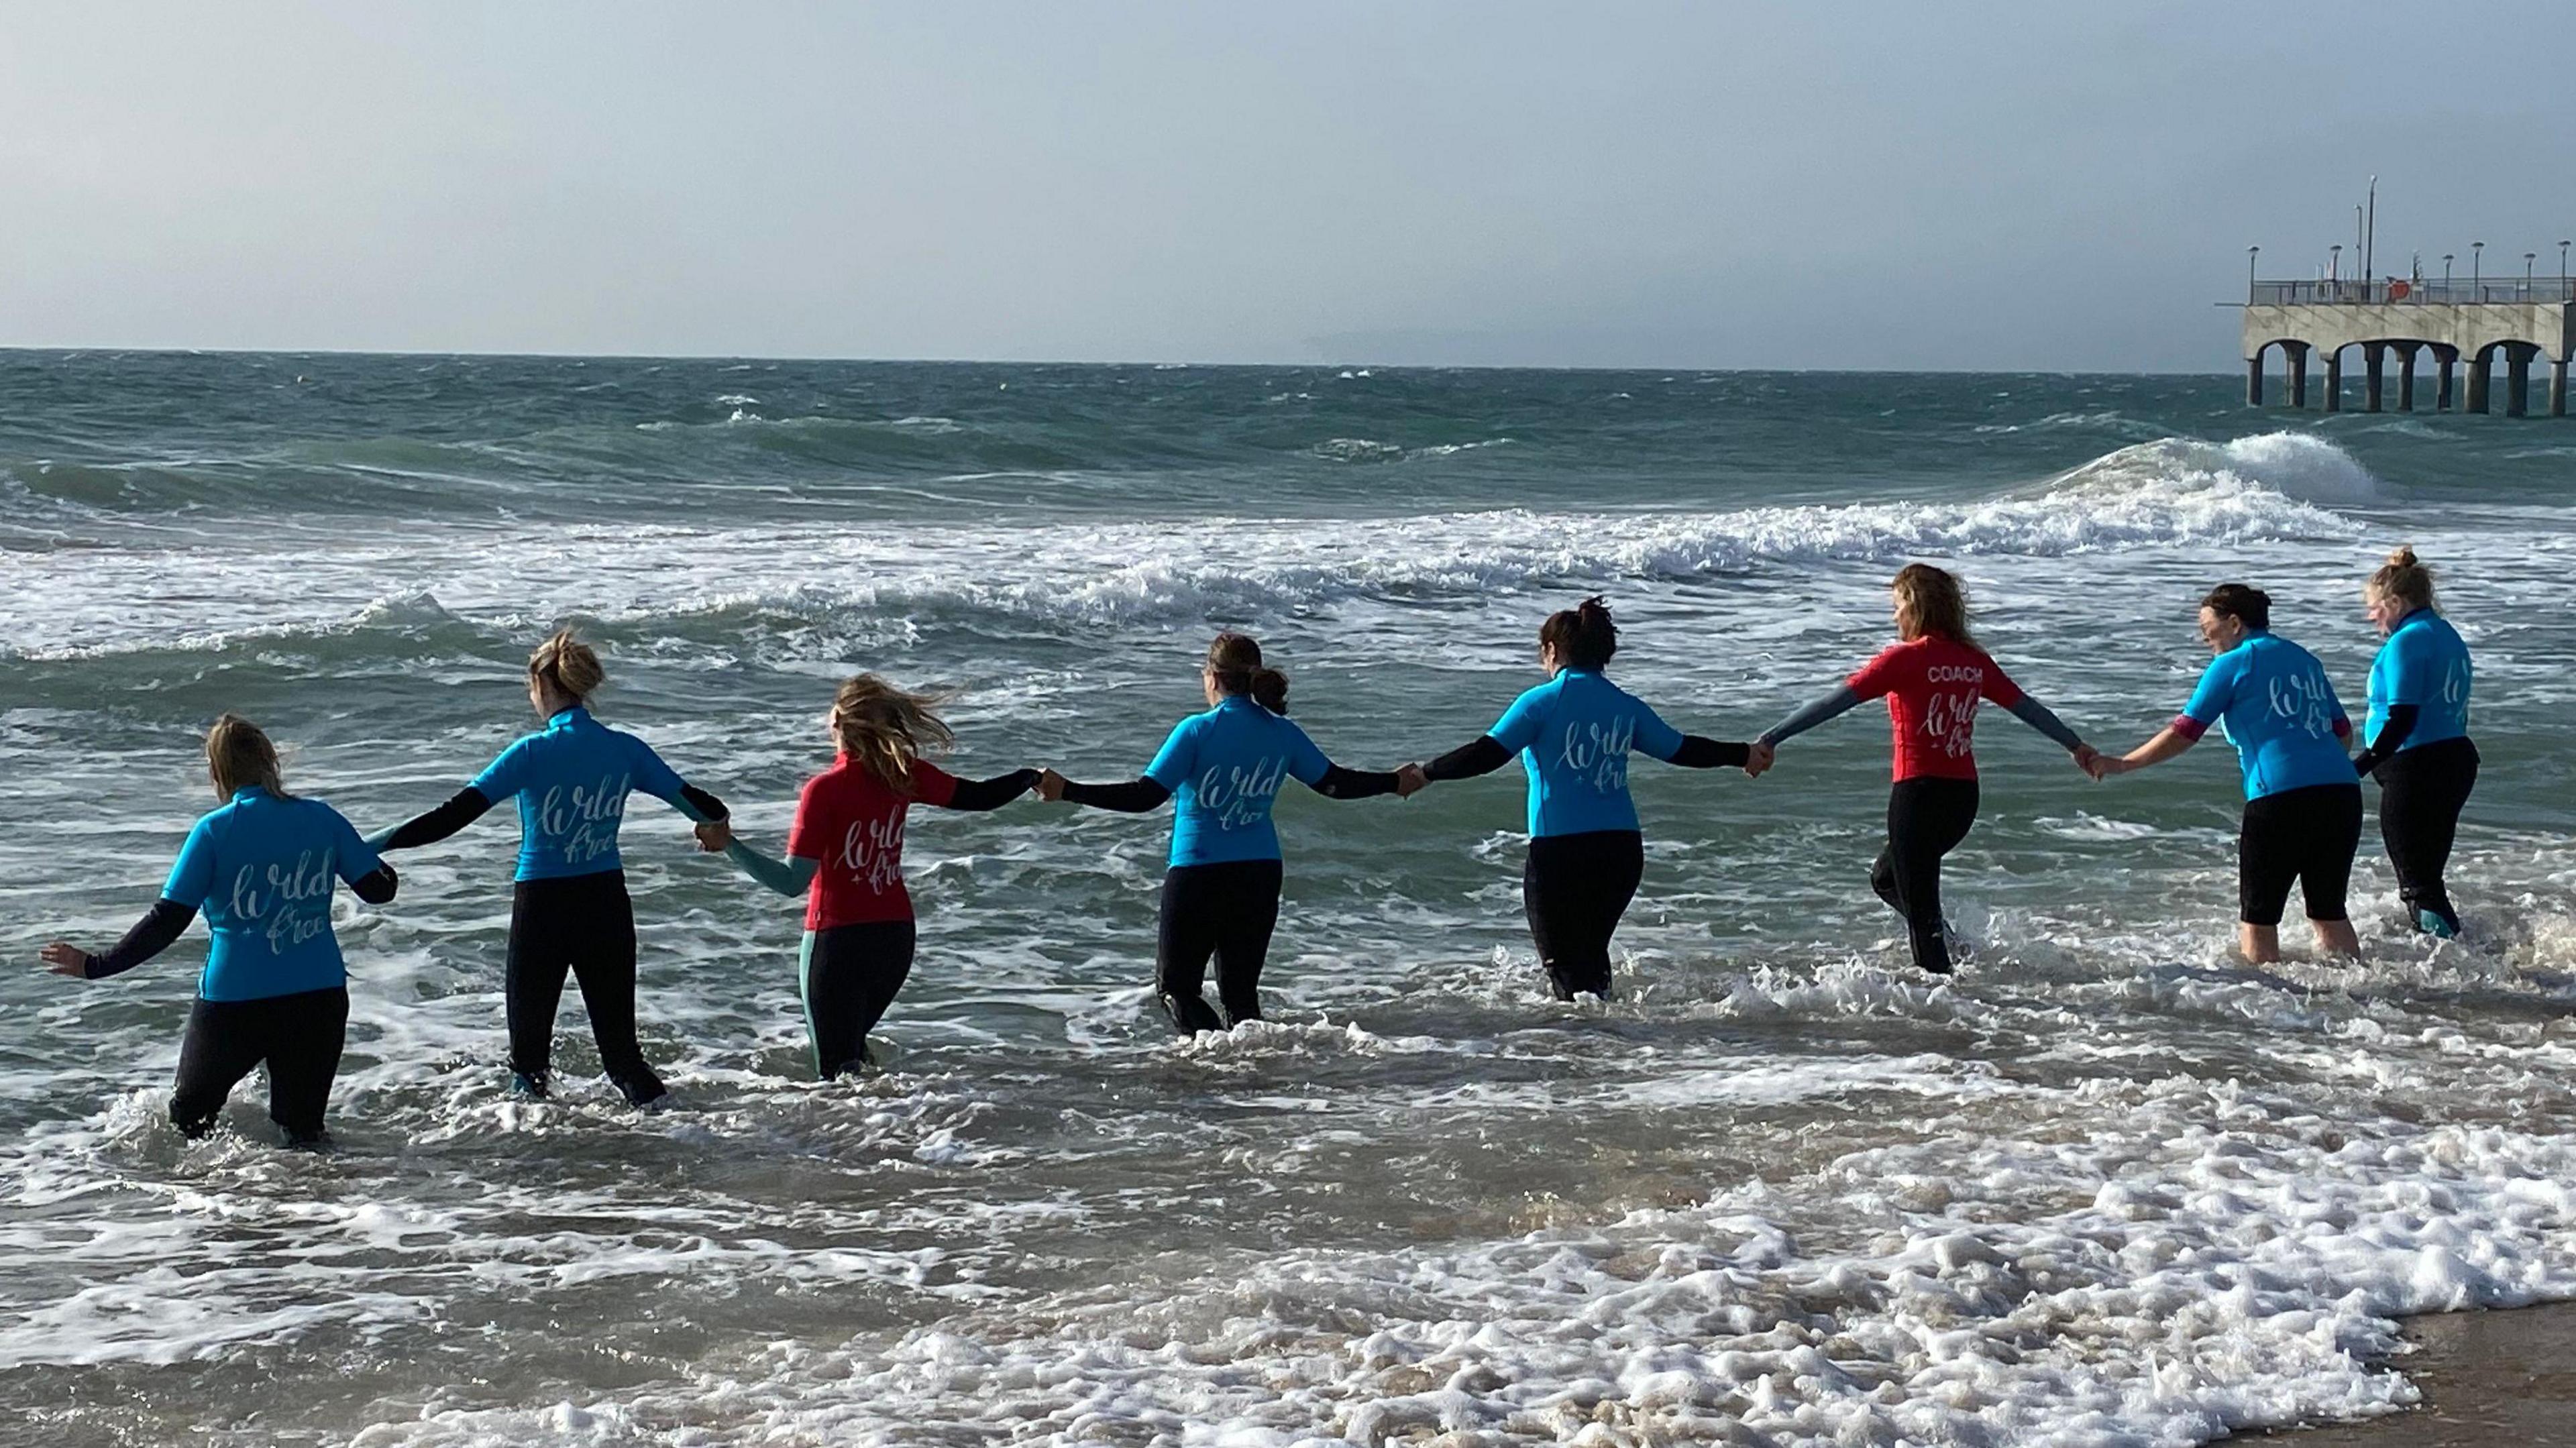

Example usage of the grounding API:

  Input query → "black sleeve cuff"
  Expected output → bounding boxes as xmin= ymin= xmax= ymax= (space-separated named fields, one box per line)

xmin=1666 ymin=736 xmax=1751 ymax=769
xmin=1061 ymin=777 xmax=1173 ymax=813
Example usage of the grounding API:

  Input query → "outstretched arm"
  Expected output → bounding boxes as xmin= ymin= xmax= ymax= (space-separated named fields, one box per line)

xmin=1661 ymin=736 xmax=1752 ymax=769
xmin=372 ymin=787 xmax=494 ymax=852
xmin=2002 ymin=694 xmax=2086 ymax=753
xmin=1758 ymin=685 xmax=1866 ymax=749
xmin=2098 ymin=722 xmax=2199 ymax=777
xmin=939 ymin=769 xmax=1041 ymax=812
xmin=40 ymin=899 xmax=199 ymax=981
xmin=1307 ymin=763 xmax=1400 ymax=799
xmin=723 ymin=838 xmax=821 ymax=898
xmin=1056 ymin=776 xmax=1174 ymax=813
xmin=1421 ymin=736 xmax=1511 ymax=782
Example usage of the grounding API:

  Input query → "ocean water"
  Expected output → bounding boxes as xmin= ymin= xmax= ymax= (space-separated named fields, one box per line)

xmin=3 ymin=353 xmax=2574 ymax=1447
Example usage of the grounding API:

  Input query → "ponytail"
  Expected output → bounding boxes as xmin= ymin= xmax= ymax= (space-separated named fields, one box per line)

xmin=2367 ymin=545 xmax=2436 ymax=612
xmin=1538 ymin=595 xmax=1618 ymax=671
xmin=205 ymin=714 xmax=291 ymax=800
xmin=1206 ymin=632 xmax=1290 ymax=715
xmin=529 ymin=628 xmax=606 ymax=702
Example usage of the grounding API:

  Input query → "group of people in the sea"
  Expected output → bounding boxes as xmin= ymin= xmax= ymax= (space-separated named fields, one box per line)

xmin=37 ymin=548 xmax=2475 ymax=1148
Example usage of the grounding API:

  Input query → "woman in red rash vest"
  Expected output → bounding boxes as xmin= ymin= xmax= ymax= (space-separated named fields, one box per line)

xmin=1751 ymin=564 xmax=2098 ymax=974
xmin=702 ymin=676 xmax=1036 ymax=1078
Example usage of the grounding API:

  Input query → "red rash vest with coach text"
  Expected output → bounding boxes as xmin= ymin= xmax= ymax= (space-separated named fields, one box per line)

xmin=1847 ymin=636 xmax=2025 ymax=782
xmin=786 ymin=756 xmax=959 ymax=930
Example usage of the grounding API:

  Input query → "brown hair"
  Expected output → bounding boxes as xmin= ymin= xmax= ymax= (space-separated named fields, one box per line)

xmin=529 ymin=628 xmax=606 ymax=702
xmin=2200 ymin=582 xmax=2272 ymax=631
xmin=1892 ymin=563 xmax=1975 ymax=647
xmin=2366 ymin=545 xmax=2436 ymax=612
xmin=205 ymin=714 xmax=290 ymax=799
xmin=1206 ymin=632 xmax=1289 ymax=714
xmin=1539 ymin=596 xmax=1618 ymax=671
xmin=831 ymin=674 xmax=955 ymax=791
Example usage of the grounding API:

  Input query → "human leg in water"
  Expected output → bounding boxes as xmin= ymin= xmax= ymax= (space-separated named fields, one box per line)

xmin=259 ymin=987 xmax=350 ymax=1146
xmin=1208 ymin=860 xmax=1283 ymax=1027
xmin=506 ymin=871 xmax=665 ymax=1103
xmin=2238 ymin=783 xmax=2365 ymax=963
xmin=800 ymin=922 xmax=916 ymax=1078
xmin=1872 ymin=779 xmax=1978 ymax=974
xmin=1154 ymin=861 xmax=1283 ymax=1032
xmin=168 ymin=987 xmax=349 ymax=1145
xmin=564 ymin=879 xmax=664 ymax=1105
xmin=2375 ymin=736 xmax=2478 ymax=937
xmin=1522 ymin=830 xmax=1645 ymax=1001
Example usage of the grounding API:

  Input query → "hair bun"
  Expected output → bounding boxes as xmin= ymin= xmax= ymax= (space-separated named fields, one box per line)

xmin=2386 ymin=545 xmax=2418 ymax=569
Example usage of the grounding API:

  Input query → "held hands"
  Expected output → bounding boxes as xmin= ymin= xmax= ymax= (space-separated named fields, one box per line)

xmin=1035 ymin=768 xmax=1069 ymax=802
xmin=693 ymin=819 xmax=733 ymax=853
xmin=1743 ymin=741 xmax=1776 ymax=779
xmin=1395 ymin=763 xmax=1430 ymax=799
xmin=36 ymin=942 xmax=91 ymax=979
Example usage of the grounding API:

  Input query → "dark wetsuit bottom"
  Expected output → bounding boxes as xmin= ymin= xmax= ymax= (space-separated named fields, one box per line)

xmin=2239 ymin=782 xmax=2365 ymax=926
xmin=2374 ymin=736 xmax=2479 ymax=932
xmin=1156 ymin=859 xmax=1283 ymax=1033
xmin=1872 ymin=777 xmax=1980 ymax=975
xmin=172 ymin=985 xmax=349 ymax=1145
xmin=802 ymin=921 xmax=916 ymax=1078
xmin=507 ymin=870 xmax=664 ymax=1105
xmin=1523 ymin=829 xmax=1646 ymax=1001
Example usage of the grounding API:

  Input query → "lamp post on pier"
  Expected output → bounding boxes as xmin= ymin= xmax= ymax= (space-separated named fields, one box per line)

xmin=2443 ymin=254 xmax=2454 ymax=288
xmin=2473 ymin=241 xmax=2484 ymax=290
xmin=2247 ymin=245 xmax=2259 ymax=301
xmin=2526 ymin=252 xmax=2537 ymax=290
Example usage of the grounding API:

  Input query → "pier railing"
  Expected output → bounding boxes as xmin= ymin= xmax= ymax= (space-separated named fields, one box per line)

xmin=2252 ymin=278 xmax=2576 ymax=306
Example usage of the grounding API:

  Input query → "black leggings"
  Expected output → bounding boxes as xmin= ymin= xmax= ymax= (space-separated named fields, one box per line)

xmin=507 ymin=871 xmax=663 ymax=1104
xmin=1156 ymin=859 xmax=1284 ymax=1033
xmin=802 ymin=921 xmax=916 ymax=1078
xmin=2374 ymin=736 xmax=2479 ymax=932
xmin=172 ymin=985 xmax=350 ymax=1146
xmin=1523 ymin=830 xmax=1646 ymax=1001
xmin=1872 ymin=777 xmax=1980 ymax=975
xmin=2238 ymin=782 xmax=2365 ymax=926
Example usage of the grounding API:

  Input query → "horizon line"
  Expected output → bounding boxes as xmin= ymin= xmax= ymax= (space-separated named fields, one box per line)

xmin=0 ymin=344 xmax=2239 ymax=378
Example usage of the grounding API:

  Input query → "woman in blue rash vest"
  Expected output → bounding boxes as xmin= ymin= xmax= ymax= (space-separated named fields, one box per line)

xmin=36 ymin=716 xmax=398 ymax=1146
xmin=2092 ymin=583 xmax=2364 ymax=964
xmin=704 ymin=674 xmax=1038 ymax=1078
xmin=1750 ymin=564 xmax=2098 ymax=976
xmin=1034 ymin=632 xmax=1406 ymax=1034
xmin=1403 ymin=597 xmax=1758 ymax=1003
xmin=370 ymin=630 xmax=727 ymax=1105
xmin=2354 ymin=547 xmax=2477 ymax=938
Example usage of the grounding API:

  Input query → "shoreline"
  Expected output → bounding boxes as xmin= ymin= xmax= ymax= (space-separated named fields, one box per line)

xmin=2263 ymin=1303 xmax=2576 ymax=1444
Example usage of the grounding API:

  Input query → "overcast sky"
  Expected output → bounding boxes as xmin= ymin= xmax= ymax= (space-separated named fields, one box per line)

xmin=4 ymin=2 xmax=2569 ymax=370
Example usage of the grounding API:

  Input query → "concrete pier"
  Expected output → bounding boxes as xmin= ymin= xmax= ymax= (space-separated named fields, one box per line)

xmin=2243 ymin=280 xmax=2573 ymax=419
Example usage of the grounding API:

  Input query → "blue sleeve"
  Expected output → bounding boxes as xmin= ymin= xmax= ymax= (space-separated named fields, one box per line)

xmin=1282 ymin=722 xmax=1332 ymax=786
xmin=325 ymin=805 xmax=385 ymax=886
xmin=626 ymin=734 xmax=690 ymax=805
xmin=2382 ymin=633 xmax=2431 ymax=705
xmin=1629 ymin=699 xmax=1686 ymax=763
xmin=468 ymin=739 xmax=531 ymax=802
xmin=1488 ymin=685 xmax=1550 ymax=756
xmin=1143 ymin=718 xmax=1198 ymax=791
xmin=2181 ymin=653 xmax=2240 ymax=726
xmin=161 ymin=816 xmax=219 ymax=907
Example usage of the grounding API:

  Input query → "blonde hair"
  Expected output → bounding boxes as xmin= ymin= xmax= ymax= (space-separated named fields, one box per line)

xmin=1892 ymin=563 xmax=1976 ymax=647
xmin=2367 ymin=545 xmax=2436 ymax=612
xmin=206 ymin=714 xmax=290 ymax=799
xmin=528 ymin=628 xmax=606 ymax=701
xmin=832 ymin=674 xmax=955 ymax=791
